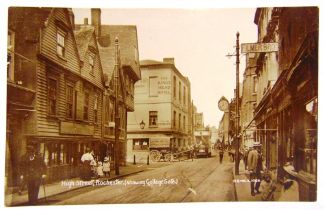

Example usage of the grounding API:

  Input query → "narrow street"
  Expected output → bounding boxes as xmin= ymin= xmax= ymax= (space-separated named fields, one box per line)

xmin=41 ymin=155 xmax=235 ymax=205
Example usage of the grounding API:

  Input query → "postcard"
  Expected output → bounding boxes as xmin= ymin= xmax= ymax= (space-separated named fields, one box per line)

xmin=4 ymin=5 xmax=319 ymax=207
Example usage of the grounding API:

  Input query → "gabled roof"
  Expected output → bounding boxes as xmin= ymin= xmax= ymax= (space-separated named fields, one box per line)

xmin=74 ymin=26 xmax=95 ymax=61
xmin=75 ymin=23 xmax=141 ymax=83
xmin=99 ymin=25 xmax=141 ymax=82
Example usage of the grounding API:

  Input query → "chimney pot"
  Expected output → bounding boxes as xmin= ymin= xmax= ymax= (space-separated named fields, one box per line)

xmin=163 ymin=57 xmax=175 ymax=65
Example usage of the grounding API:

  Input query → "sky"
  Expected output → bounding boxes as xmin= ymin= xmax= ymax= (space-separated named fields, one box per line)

xmin=73 ymin=8 xmax=257 ymax=128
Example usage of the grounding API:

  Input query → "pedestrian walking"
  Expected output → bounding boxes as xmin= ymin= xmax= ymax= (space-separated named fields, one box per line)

xmin=247 ymin=142 xmax=263 ymax=196
xmin=19 ymin=143 xmax=47 ymax=205
xmin=219 ymin=147 xmax=224 ymax=164
xmin=103 ymin=157 xmax=111 ymax=177
xmin=80 ymin=147 xmax=94 ymax=180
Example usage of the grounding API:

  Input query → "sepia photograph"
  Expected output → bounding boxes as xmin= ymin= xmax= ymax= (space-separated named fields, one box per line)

xmin=2 ymin=0 xmax=321 ymax=208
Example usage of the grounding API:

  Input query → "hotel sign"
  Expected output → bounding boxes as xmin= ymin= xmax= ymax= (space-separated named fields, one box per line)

xmin=241 ymin=42 xmax=278 ymax=53
xmin=150 ymin=137 xmax=170 ymax=148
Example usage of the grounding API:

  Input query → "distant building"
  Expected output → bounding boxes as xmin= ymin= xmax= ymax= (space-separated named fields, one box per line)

xmin=240 ymin=53 xmax=258 ymax=148
xmin=218 ymin=112 xmax=230 ymax=146
xmin=127 ymin=58 xmax=192 ymax=163
xmin=194 ymin=112 xmax=204 ymax=130
xmin=210 ymin=126 xmax=218 ymax=144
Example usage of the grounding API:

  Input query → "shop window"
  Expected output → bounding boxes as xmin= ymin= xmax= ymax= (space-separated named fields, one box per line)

xmin=43 ymin=142 xmax=72 ymax=166
xmin=300 ymin=97 xmax=317 ymax=175
xmin=149 ymin=111 xmax=158 ymax=127
xmin=133 ymin=139 xmax=149 ymax=150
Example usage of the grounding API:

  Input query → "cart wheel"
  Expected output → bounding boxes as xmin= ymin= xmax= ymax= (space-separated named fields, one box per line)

xmin=150 ymin=150 xmax=161 ymax=162
xmin=164 ymin=153 xmax=172 ymax=162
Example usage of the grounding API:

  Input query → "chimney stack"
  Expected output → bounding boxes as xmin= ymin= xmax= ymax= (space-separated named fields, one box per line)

xmin=91 ymin=8 xmax=101 ymax=38
xmin=163 ymin=57 xmax=175 ymax=65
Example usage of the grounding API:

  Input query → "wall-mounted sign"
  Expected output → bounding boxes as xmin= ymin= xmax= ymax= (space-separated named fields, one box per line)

xmin=150 ymin=137 xmax=170 ymax=148
xmin=241 ymin=42 xmax=278 ymax=53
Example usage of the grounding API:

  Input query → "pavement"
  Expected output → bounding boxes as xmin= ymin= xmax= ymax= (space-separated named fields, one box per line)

xmin=232 ymin=160 xmax=283 ymax=201
xmin=5 ymin=162 xmax=171 ymax=206
xmin=233 ymin=161 xmax=262 ymax=201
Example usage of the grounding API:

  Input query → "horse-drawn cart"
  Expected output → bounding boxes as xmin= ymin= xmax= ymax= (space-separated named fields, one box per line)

xmin=148 ymin=137 xmax=193 ymax=162
xmin=149 ymin=148 xmax=193 ymax=162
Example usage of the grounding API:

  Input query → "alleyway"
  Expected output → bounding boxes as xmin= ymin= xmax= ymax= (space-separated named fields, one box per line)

xmin=39 ymin=155 xmax=235 ymax=205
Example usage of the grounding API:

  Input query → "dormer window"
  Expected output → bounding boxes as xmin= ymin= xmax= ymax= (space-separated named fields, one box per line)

xmin=56 ymin=29 xmax=66 ymax=57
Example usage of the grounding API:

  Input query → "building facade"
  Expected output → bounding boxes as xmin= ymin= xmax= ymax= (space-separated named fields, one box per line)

xmin=240 ymin=53 xmax=258 ymax=148
xmin=6 ymin=7 xmax=140 ymax=186
xmin=127 ymin=58 xmax=192 ymax=163
xmin=7 ymin=7 xmax=106 ymax=184
xmin=251 ymin=7 xmax=318 ymax=201
xmin=77 ymin=9 xmax=141 ymax=167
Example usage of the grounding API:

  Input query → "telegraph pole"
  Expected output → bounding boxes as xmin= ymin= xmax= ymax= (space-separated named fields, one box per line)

xmin=235 ymin=32 xmax=240 ymax=175
xmin=114 ymin=37 xmax=120 ymax=175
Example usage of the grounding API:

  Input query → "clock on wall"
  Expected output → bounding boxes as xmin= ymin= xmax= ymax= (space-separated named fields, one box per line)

xmin=218 ymin=96 xmax=229 ymax=112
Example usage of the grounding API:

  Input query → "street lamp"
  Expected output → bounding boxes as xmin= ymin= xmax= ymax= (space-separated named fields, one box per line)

xmin=140 ymin=120 xmax=145 ymax=129
xmin=234 ymin=32 xmax=240 ymax=175
xmin=114 ymin=37 xmax=120 ymax=176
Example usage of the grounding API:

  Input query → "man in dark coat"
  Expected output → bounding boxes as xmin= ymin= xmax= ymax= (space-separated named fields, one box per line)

xmin=247 ymin=142 xmax=263 ymax=196
xmin=219 ymin=147 xmax=224 ymax=164
xmin=19 ymin=143 xmax=47 ymax=205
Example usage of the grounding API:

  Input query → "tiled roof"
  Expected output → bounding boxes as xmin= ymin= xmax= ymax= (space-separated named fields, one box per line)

xmin=74 ymin=26 xmax=95 ymax=60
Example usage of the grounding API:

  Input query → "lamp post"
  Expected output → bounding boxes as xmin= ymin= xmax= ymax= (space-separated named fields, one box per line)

xmin=234 ymin=32 xmax=240 ymax=175
xmin=114 ymin=37 xmax=120 ymax=175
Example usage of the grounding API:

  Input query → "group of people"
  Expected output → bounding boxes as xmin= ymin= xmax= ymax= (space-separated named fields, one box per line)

xmin=217 ymin=142 xmax=276 ymax=201
xmin=80 ymin=147 xmax=111 ymax=180
xmin=246 ymin=142 xmax=276 ymax=200
xmin=18 ymin=144 xmax=112 ymax=205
